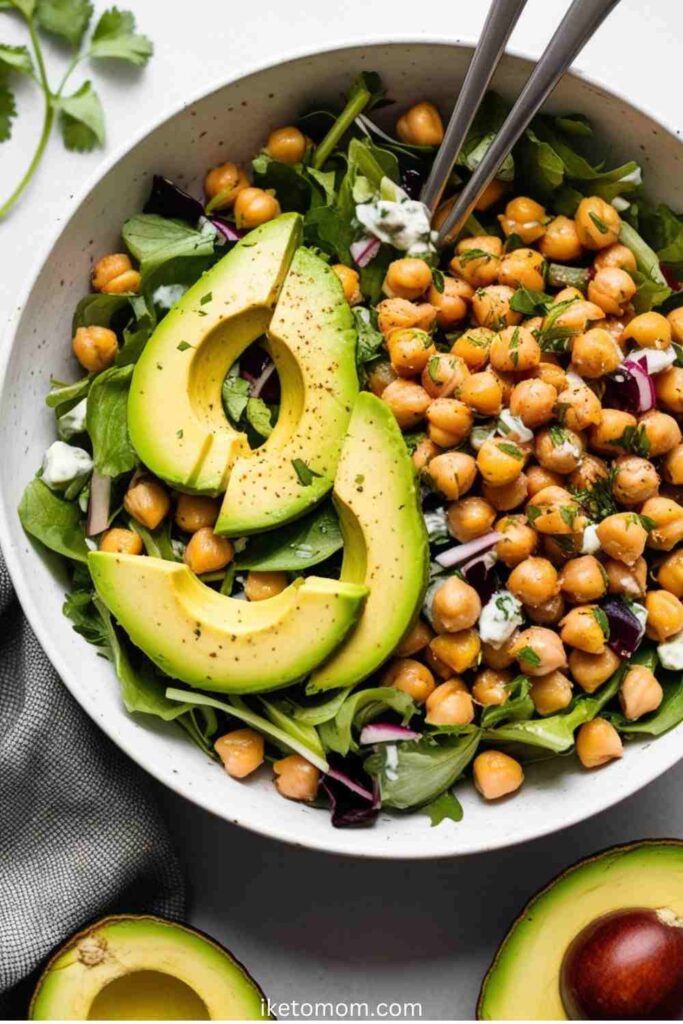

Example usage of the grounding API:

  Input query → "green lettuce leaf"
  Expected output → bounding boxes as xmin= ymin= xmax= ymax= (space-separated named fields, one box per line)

xmin=318 ymin=686 xmax=416 ymax=756
xmin=86 ymin=364 xmax=136 ymax=476
xmin=19 ymin=478 xmax=89 ymax=562
xmin=366 ymin=730 xmax=480 ymax=810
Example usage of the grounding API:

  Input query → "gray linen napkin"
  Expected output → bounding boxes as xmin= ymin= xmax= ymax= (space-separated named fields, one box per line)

xmin=0 ymin=555 xmax=186 ymax=1017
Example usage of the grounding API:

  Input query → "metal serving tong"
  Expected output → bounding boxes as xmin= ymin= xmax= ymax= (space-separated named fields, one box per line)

xmin=422 ymin=0 xmax=623 ymax=245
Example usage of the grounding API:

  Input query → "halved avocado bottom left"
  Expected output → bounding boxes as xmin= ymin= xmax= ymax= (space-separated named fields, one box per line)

xmin=30 ymin=915 xmax=269 ymax=1021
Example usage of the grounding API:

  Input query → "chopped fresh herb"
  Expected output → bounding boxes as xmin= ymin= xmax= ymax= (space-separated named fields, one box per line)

xmin=571 ymin=466 xmax=618 ymax=521
xmin=549 ymin=424 xmax=568 ymax=447
xmin=292 ymin=458 xmax=322 ymax=486
xmin=509 ymin=326 xmax=520 ymax=367
xmin=432 ymin=268 xmax=445 ymax=294
xmin=613 ymin=424 xmax=650 ymax=457
xmin=639 ymin=514 xmax=656 ymax=532
xmin=559 ymin=505 xmax=577 ymax=529
xmin=526 ymin=505 xmax=541 ymax=524
xmin=200 ymin=292 xmax=212 ymax=305
xmin=517 ymin=645 xmax=541 ymax=667
xmin=457 ymin=247 xmax=492 ymax=265
xmin=498 ymin=442 xmax=523 ymax=460
xmin=589 ymin=211 xmax=609 ymax=234
xmin=355 ymin=473 xmax=365 ymax=486
xmin=592 ymin=606 xmax=610 ymax=639
xmin=176 ymin=429 xmax=184 ymax=439
xmin=510 ymin=286 xmax=554 ymax=316
xmin=177 ymin=341 xmax=192 ymax=352
xmin=427 ymin=355 xmax=442 ymax=383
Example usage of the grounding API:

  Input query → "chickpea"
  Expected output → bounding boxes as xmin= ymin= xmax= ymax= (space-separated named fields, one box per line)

xmin=427 ymin=451 xmax=477 ymax=501
xmin=471 ymin=285 xmax=521 ymax=329
xmin=427 ymin=630 xmax=481 ymax=676
xmin=473 ymin=751 xmax=524 ymax=800
xmin=431 ymin=576 xmax=481 ymax=633
xmin=641 ymin=495 xmax=683 ymax=551
xmin=214 ymin=729 xmax=264 ymax=779
xmin=477 ymin=437 xmax=526 ymax=487
xmin=498 ymin=196 xmax=546 ymax=245
xmin=91 ymin=253 xmax=140 ymax=294
xmin=382 ymin=658 xmax=435 ymax=704
xmin=559 ymin=555 xmax=607 ymax=604
xmin=531 ymin=671 xmax=573 ymax=716
xmin=426 ymin=397 xmax=473 ymax=448
xmin=425 ymin=681 xmax=475 ymax=726
xmin=543 ymin=535 xmax=583 ymax=565
xmin=460 ymin=371 xmax=503 ymax=416
xmin=396 ymin=100 xmax=443 ymax=146
xmin=388 ymin=328 xmax=436 ymax=378
xmin=472 ymin=668 xmax=511 ymax=707
xmin=604 ymin=556 xmax=646 ymax=600
xmin=428 ymin=277 xmax=473 ymax=329
xmin=559 ymin=605 xmax=607 ymax=654
xmin=555 ymin=380 xmax=602 ymax=433
xmin=489 ymin=325 xmax=541 ymax=374
xmin=639 ymin=410 xmax=682 ymax=457
xmin=596 ymin=512 xmax=647 ymax=566
xmin=447 ymin=496 xmax=496 ymax=542
xmin=124 ymin=478 xmax=171 ymax=530
xmin=664 ymin=444 xmax=683 ymax=486
xmin=511 ymin=626 xmax=567 ymax=676
xmin=234 ymin=187 xmax=281 ymax=229
xmin=575 ymin=196 xmax=621 ymax=249
xmin=667 ymin=307 xmax=683 ymax=343
xmin=495 ymin=515 xmax=539 ymax=567
xmin=509 ymin=378 xmax=557 ymax=429
xmin=99 ymin=528 xmax=143 ymax=555
xmin=569 ymin=647 xmax=621 ymax=693
xmin=72 ymin=325 xmax=118 ymax=373
xmin=482 ymin=473 xmax=529 ymax=512
xmin=490 ymin=369 xmax=517 ymax=405
xmin=571 ymin=327 xmax=622 ymax=378
xmin=332 ymin=264 xmax=362 ymax=305
xmin=656 ymin=367 xmax=683 ymax=415
xmin=508 ymin=557 xmax=559 ymax=607
xmin=183 ymin=527 xmax=234 ymax=574
xmin=620 ymin=665 xmax=663 ymax=721
xmin=381 ymin=379 xmax=431 ymax=429
xmin=245 ymin=570 xmax=289 ymax=602
xmin=550 ymin=298 xmax=604 ymax=334
xmin=613 ymin=455 xmax=660 ymax=506
xmin=589 ymin=409 xmax=638 ymax=456
xmin=273 ymin=755 xmax=320 ymax=802
xmin=377 ymin=297 xmax=437 ymax=337
xmin=645 ymin=589 xmax=683 ymax=641
xmin=498 ymin=248 xmax=546 ymax=292
xmin=576 ymin=718 xmax=623 ymax=768
xmin=527 ymin=464 xmax=563 ymax=497
xmin=475 ymin=178 xmax=509 ymax=211
xmin=451 ymin=327 xmax=495 ymax=370
xmin=534 ymin=360 xmax=568 ymax=394
xmin=526 ymin=485 xmax=582 ymax=536
xmin=265 ymin=125 xmax=307 ymax=164
xmin=569 ymin=453 xmax=609 ymax=492
xmin=622 ymin=311 xmax=671 ymax=350
xmin=396 ymin=618 xmax=434 ymax=657
xmin=535 ymin=427 xmax=584 ymax=475
xmin=594 ymin=243 xmax=637 ymax=273
xmin=412 ymin=438 xmax=441 ymax=473
xmin=587 ymin=267 xmax=636 ymax=316
xmin=524 ymin=593 xmax=565 ymax=626
xmin=450 ymin=236 xmax=502 ymax=288
xmin=366 ymin=358 xmax=397 ymax=397
xmin=204 ymin=161 xmax=249 ymax=209
xmin=384 ymin=258 xmax=433 ymax=301
xmin=539 ymin=216 xmax=583 ymax=261
xmin=175 ymin=493 xmax=219 ymax=533
xmin=658 ymin=550 xmax=683 ymax=598
xmin=556 ymin=286 xmax=584 ymax=303
xmin=422 ymin=353 xmax=469 ymax=399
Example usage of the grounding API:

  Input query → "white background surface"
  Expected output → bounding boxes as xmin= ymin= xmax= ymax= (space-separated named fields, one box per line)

xmin=1 ymin=0 xmax=682 ymax=1018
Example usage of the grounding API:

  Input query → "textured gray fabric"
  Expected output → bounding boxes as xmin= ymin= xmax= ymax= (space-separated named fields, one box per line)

xmin=0 ymin=555 xmax=186 ymax=1017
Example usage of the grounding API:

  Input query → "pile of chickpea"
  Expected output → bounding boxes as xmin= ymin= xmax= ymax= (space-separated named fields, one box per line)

xmin=70 ymin=99 xmax=683 ymax=812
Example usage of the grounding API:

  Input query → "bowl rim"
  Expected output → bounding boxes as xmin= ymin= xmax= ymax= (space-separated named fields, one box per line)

xmin=2 ymin=35 xmax=682 ymax=859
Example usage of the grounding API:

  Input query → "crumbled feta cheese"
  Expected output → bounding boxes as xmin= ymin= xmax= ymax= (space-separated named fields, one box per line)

xmin=355 ymin=178 xmax=436 ymax=256
xmin=658 ymin=631 xmax=683 ymax=670
xmin=638 ymin=347 xmax=677 ymax=375
xmin=57 ymin=398 xmax=88 ymax=440
xmin=478 ymin=589 xmax=523 ymax=648
xmin=581 ymin=524 xmax=601 ymax=555
xmin=631 ymin=602 xmax=648 ymax=630
xmin=385 ymin=744 xmax=399 ymax=782
xmin=41 ymin=441 xmax=92 ymax=490
xmin=153 ymin=284 xmax=188 ymax=311
xmin=470 ymin=423 xmax=497 ymax=451
xmin=554 ymin=439 xmax=582 ymax=461
xmin=497 ymin=409 xmax=533 ymax=443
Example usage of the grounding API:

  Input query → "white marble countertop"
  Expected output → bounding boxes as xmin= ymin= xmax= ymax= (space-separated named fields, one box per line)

xmin=1 ymin=0 xmax=681 ymax=1017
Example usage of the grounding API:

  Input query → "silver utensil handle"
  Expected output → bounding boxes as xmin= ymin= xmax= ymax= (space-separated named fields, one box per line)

xmin=435 ymin=0 xmax=623 ymax=246
xmin=421 ymin=0 xmax=528 ymax=215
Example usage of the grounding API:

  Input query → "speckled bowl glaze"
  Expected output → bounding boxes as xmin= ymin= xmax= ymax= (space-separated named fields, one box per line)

xmin=2 ymin=40 xmax=683 ymax=858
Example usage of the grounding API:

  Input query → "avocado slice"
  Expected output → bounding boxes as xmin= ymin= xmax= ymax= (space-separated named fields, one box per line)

xmin=478 ymin=840 xmax=683 ymax=1020
xmin=29 ymin=914 xmax=269 ymax=1020
xmin=128 ymin=213 xmax=302 ymax=495
xmin=215 ymin=247 xmax=359 ymax=535
xmin=88 ymin=551 xmax=367 ymax=693
xmin=309 ymin=392 xmax=429 ymax=691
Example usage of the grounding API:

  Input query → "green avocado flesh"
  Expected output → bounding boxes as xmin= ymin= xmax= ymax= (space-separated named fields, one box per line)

xmin=89 ymin=551 xmax=368 ymax=693
xmin=309 ymin=392 xmax=429 ymax=691
xmin=127 ymin=214 xmax=302 ymax=496
xmin=215 ymin=246 xmax=359 ymax=535
xmin=29 ymin=915 xmax=269 ymax=1020
xmin=478 ymin=841 xmax=683 ymax=1020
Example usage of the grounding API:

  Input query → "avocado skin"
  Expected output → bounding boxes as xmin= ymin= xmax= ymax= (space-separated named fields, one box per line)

xmin=477 ymin=839 xmax=683 ymax=1021
xmin=29 ymin=914 xmax=270 ymax=1020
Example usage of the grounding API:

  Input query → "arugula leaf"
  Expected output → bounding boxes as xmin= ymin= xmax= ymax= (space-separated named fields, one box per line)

xmin=63 ymin=586 xmax=109 ymax=645
xmin=86 ymin=365 xmax=136 ymax=476
xmin=458 ymin=92 xmax=514 ymax=181
xmin=619 ymin=220 xmax=671 ymax=311
xmin=481 ymin=676 xmax=533 ymax=729
xmin=18 ymin=477 xmax=88 ymax=562
xmin=122 ymin=214 xmax=215 ymax=276
xmin=221 ymin=373 xmax=250 ymax=423
xmin=318 ymin=686 xmax=415 ymax=756
xmin=288 ymin=687 xmax=351 ymax=726
xmin=236 ymin=501 xmax=343 ymax=571
xmin=88 ymin=6 xmax=153 ymax=65
xmin=58 ymin=80 xmax=105 ymax=151
xmin=0 ymin=44 xmax=34 ymax=75
xmin=7 ymin=0 xmax=36 ymax=15
xmin=366 ymin=730 xmax=480 ymax=810
xmin=128 ymin=518 xmax=177 ymax=561
xmin=422 ymin=791 xmax=464 ymax=827
xmin=35 ymin=0 xmax=93 ymax=47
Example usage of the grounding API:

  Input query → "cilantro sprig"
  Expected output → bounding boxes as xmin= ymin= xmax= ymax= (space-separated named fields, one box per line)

xmin=0 ymin=1 xmax=153 ymax=219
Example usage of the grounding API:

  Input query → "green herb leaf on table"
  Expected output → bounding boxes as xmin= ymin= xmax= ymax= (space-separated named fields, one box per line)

xmin=86 ymin=364 xmax=137 ymax=476
xmin=18 ymin=477 xmax=89 ymax=562
xmin=236 ymin=501 xmax=343 ymax=571
xmin=58 ymin=80 xmax=105 ymax=151
xmin=0 ymin=43 xmax=34 ymax=76
xmin=0 ymin=82 xmax=16 ymax=142
xmin=35 ymin=0 xmax=94 ymax=47
xmin=88 ymin=6 xmax=153 ymax=65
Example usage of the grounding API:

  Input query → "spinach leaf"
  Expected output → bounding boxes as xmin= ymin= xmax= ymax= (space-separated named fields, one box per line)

xmin=46 ymin=374 xmax=92 ymax=417
xmin=288 ymin=686 xmax=352 ymax=726
xmin=19 ymin=478 xmax=88 ymax=562
xmin=366 ymin=730 xmax=480 ymax=810
xmin=422 ymin=791 xmax=464 ymax=827
xmin=606 ymin=669 xmax=683 ymax=737
xmin=122 ymin=213 xmax=215 ymax=276
xmin=63 ymin=587 xmax=109 ymax=645
xmin=353 ymin=306 xmax=384 ymax=377
xmin=319 ymin=686 xmax=416 ymax=756
xmin=72 ymin=292 xmax=130 ymax=332
xmin=245 ymin=396 xmax=274 ymax=438
xmin=236 ymin=501 xmax=343 ymax=571
xmin=222 ymin=374 xmax=250 ymax=423
xmin=86 ymin=365 xmax=136 ymax=477
xmin=640 ymin=203 xmax=683 ymax=278
xmin=252 ymin=153 xmax=312 ymax=213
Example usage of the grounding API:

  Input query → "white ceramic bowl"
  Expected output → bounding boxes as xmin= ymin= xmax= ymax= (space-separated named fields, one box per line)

xmin=2 ymin=41 xmax=683 ymax=859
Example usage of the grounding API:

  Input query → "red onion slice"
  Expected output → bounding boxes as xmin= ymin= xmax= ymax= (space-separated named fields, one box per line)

xmin=86 ymin=471 xmax=111 ymax=536
xmin=209 ymin=218 xmax=243 ymax=242
xmin=621 ymin=354 xmax=656 ymax=412
xmin=250 ymin=360 xmax=276 ymax=398
xmin=435 ymin=531 xmax=499 ymax=569
xmin=326 ymin=767 xmax=376 ymax=802
xmin=350 ymin=236 xmax=381 ymax=267
xmin=359 ymin=723 xmax=421 ymax=745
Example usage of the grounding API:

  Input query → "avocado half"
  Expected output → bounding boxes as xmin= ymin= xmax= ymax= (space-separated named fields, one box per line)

xmin=30 ymin=915 xmax=269 ymax=1020
xmin=477 ymin=840 xmax=683 ymax=1020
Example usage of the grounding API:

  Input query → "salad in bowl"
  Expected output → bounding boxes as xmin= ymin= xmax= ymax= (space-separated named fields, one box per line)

xmin=18 ymin=70 xmax=683 ymax=830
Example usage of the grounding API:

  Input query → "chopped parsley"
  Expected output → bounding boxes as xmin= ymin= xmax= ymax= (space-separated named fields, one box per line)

xmin=200 ymin=292 xmax=213 ymax=305
xmin=457 ymin=247 xmax=493 ymax=265
xmin=589 ymin=211 xmax=609 ymax=234
xmin=571 ymin=466 xmax=618 ymax=521
xmin=592 ymin=606 xmax=610 ymax=639
xmin=517 ymin=645 xmax=541 ymax=667
xmin=292 ymin=458 xmax=322 ymax=486
xmin=431 ymin=268 xmax=445 ymax=294
xmin=613 ymin=424 xmax=650 ymax=457
xmin=498 ymin=442 xmax=523 ymax=460
xmin=177 ymin=341 xmax=192 ymax=352
xmin=549 ymin=424 xmax=568 ymax=447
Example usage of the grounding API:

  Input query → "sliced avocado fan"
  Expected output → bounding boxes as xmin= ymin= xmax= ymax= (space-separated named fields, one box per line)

xmin=309 ymin=392 xmax=429 ymax=691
